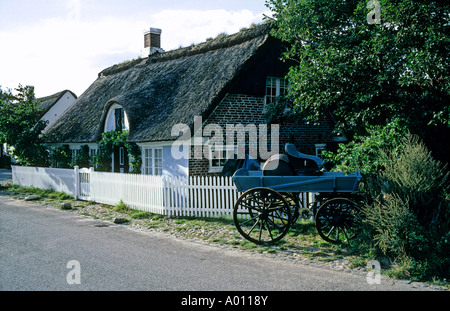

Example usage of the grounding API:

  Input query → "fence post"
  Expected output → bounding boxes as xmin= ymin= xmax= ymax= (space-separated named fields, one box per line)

xmin=89 ymin=167 xmax=95 ymax=201
xmin=163 ymin=175 xmax=169 ymax=217
xmin=74 ymin=166 xmax=79 ymax=200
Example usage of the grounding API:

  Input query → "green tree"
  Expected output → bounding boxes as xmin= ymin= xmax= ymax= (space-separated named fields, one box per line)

xmin=324 ymin=117 xmax=408 ymax=175
xmin=0 ymin=85 xmax=49 ymax=166
xmin=266 ymin=0 xmax=450 ymax=161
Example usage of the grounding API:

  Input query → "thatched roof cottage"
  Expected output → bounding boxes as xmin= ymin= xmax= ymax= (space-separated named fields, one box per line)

xmin=44 ymin=24 xmax=338 ymax=177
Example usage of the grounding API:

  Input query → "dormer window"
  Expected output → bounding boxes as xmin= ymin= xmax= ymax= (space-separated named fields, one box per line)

xmin=104 ymin=104 xmax=129 ymax=132
xmin=115 ymin=107 xmax=125 ymax=131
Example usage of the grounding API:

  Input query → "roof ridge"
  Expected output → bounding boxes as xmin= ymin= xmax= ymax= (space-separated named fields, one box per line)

xmin=36 ymin=89 xmax=72 ymax=101
xmin=148 ymin=23 xmax=272 ymax=62
xmin=99 ymin=23 xmax=272 ymax=78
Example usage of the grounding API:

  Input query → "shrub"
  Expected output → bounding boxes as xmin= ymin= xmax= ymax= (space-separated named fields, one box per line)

xmin=368 ymin=135 xmax=449 ymax=227
xmin=49 ymin=145 xmax=72 ymax=168
xmin=71 ymin=145 xmax=91 ymax=168
xmin=359 ymin=134 xmax=450 ymax=280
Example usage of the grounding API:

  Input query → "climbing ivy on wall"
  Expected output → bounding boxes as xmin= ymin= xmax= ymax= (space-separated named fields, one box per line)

xmin=94 ymin=130 xmax=142 ymax=174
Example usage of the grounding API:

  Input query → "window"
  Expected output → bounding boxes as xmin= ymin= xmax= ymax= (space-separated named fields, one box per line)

xmin=90 ymin=148 xmax=97 ymax=162
xmin=208 ymin=145 xmax=236 ymax=173
xmin=89 ymin=148 xmax=97 ymax=167
xmin=144 ymin=148 xmax=163 ymax=176
xmin=115 ymin=108 xmax=125 ymax=131
xmin=266 ymin=77 xmax=290 ymax=105
xmin=119 ymin=147 xmax=125 ymax=165
xmin=315 ymin=144 xmax=327 ymax=160
xmin=104 ymin=104 xmax=129 ymax=132
xmin=71 ymin=149 xmax=80 ymax=161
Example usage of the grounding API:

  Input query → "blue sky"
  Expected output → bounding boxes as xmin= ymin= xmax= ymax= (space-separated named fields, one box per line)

xmin=0 ymin=0 xmax=272 ymax=98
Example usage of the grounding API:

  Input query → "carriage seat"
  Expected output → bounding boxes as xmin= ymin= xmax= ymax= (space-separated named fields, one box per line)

xmin=285 ymin=143 xmax=326 ymax=175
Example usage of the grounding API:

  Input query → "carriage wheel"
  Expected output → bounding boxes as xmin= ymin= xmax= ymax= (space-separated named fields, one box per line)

xmin=283 ymin=192 xmax=300 ymax=224
xmin=233 ymin=187 xmax=292 ymax=245
xmin=315 ymin=198 xmax=360 ymax=244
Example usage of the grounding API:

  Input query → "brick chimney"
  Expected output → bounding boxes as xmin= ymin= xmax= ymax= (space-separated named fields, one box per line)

xmin=142 ymin=28 xmax=164 ymax=58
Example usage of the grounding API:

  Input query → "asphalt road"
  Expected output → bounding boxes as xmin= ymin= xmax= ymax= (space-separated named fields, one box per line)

xmin=0 ymin=196 xmax=438 ymax=294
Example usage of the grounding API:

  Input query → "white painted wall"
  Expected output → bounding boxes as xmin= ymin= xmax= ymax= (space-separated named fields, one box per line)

xmin=41 ymin=91 xmax=77 ymax=129
xmin=138 ymin=142 xmax=189 ymax=178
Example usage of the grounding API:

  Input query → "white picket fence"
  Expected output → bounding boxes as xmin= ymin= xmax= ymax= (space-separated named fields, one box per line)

xmin=89 ymin=171 xmax=166 ymax=215
xmin=164 ymin=175 xmax=240 ymax=218
xmin=11 ymin=165 xmax=315 ymax=218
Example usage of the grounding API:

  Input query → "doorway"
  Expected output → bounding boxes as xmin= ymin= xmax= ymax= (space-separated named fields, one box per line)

xmin=114 ymin=145 xmax=129 ymax=173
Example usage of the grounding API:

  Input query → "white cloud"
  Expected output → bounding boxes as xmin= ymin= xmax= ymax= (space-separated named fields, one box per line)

xmin=0 ymin=8 xmax=268 ymax=98
xmin=151 ymin=9 xmax=266 ymax=49
xmin=0 ymin=16 xmax=145 ymax=97
xmin=66 ymin=0 xmax=82 ymax=21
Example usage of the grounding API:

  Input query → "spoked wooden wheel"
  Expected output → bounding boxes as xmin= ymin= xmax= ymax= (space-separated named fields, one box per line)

xmin=283 ymin=192 xmax=300 ymax=224
xmin=233 ymin=187 xmax=292 ymax=245
xmin=315 ymin=198 xmax=361 ymax=244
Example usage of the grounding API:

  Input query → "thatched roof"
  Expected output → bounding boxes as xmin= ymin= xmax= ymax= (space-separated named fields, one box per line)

xmin=44 ymin=24 xmax=273 ymax=144
xmin=36 ymin=90 xmax=77 ymax=118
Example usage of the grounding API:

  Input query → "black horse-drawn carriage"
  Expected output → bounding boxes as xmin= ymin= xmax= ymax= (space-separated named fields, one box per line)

xmin=232 ymin=144 xmax=362 ymax=245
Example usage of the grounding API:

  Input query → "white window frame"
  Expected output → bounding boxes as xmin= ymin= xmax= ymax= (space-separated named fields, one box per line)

xmin=71 ymin=149 xmax=80 ymax=161
xmin=90 ymin=148 xmax=97 ymax=161
xmin=89 ymin=148 xmax=97 ymax=168
xmin=208 ymin=145 xmax=236 ymax=173
xmin=119 ymin=147 xmax=125 ymax=165
xmin=265 ymin=76 xmax=291 ymax=105
xmin=143 ymin=148 xmax=163 ymax=176
xmin=315 ymin=144 xmax=327 ymax=160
